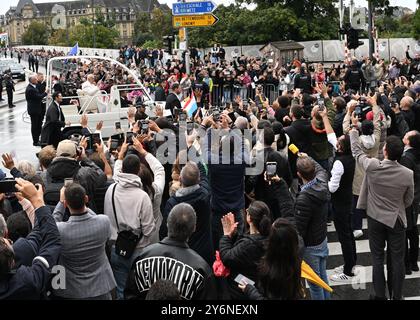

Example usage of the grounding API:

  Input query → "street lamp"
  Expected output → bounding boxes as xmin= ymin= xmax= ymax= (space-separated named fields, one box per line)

xmin=91 ymin=0 xmax=96 ymax=48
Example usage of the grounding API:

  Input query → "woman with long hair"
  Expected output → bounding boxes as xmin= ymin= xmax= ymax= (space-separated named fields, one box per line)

xmin=240 ymin=218 xmax=304 ymax=300
xmin=219 ymin=201 xmax=272 ymax=299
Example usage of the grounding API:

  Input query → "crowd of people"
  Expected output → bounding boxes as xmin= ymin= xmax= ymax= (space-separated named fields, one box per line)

xmin=0 ymin=42 xmax=419 ymax=300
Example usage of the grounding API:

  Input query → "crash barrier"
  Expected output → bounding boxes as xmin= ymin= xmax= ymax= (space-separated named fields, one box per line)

xmin=209 ymin=83 xmax=279 ymax=107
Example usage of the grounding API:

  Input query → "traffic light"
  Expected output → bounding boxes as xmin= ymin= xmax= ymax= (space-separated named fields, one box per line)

xmin=347 ymin=28 xmax=364 ymax=50
xmin=162 ymin=35 xmax=175 ymax=54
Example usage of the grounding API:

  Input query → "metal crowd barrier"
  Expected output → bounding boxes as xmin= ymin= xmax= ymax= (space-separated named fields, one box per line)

xmin=210 ymin=83 xmax=280 ymax=107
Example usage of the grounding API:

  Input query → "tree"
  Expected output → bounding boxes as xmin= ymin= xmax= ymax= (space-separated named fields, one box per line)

xmin=67 ymin=22 xmax=119 ymax=48
xmin=48 ymin=29 xmax=69 ymax=46
xmin=133 ymin=9 xmax=173 ymax=47
xmin=22 ymin=21 xmax=49 ymax=45
xmin=413 ymin=9 xmax=420 ymax=40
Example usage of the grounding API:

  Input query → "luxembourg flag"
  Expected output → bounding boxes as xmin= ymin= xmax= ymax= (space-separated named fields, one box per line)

xmin=181 ymin=93 xmax=198 ymax=118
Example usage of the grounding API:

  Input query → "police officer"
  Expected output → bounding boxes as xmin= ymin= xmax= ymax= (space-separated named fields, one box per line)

xmin=5 ymin=73 xmax=15 ymax=108
xmin=343 ymin=59 xmax=365 ymax=93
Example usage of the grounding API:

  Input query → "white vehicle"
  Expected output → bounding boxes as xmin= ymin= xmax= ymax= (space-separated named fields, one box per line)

xmin=46 ymin=55 xmax=165 ymax=138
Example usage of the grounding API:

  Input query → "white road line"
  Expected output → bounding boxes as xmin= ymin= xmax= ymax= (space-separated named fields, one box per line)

xmin=328 ymin=217 xmax=420 ymax=233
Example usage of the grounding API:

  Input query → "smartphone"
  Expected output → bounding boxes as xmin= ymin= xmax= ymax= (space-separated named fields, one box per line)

xmin=213 ymin=110 xmax=221 ymax=122
xmin=179 ymin=113 xmax=187 ymax=122
xmin=0 ymin=179 xmax=17 ymax=193
xmin=266 ymin=162 xmax=277 ymax=179
xmin=228 ymin=112 xmax=237 ymax=123
xmin=126 ymin=131 xmax=134 ymax=145
xmin=288 ymin=144 xmax=299 ymax=155
xmin=92 ymin=133 xmax=101 ymax=146
xmin=110 ymin=139 xmax=119 ymax=151
xmin=115 ymin=122 xmax=121 ymax=130
xmin=317 ymin=97 xmax=325 ymax=110
xmin=141 ymin=120 xmax=149 ymax=135
xmin=64 ymin=178 xmax=73 ymax=187
xmin=355 ymin=106 xmax=362 ymax=116
xmin=234 ymin=274 xmax=255 ymax=286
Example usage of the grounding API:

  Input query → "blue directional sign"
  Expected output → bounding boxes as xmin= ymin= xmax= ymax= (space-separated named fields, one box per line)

xmin=172 ymin=1 xmax=217 ymax=16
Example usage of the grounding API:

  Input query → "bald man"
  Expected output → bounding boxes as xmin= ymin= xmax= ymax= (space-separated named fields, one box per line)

xmin=400 ymin=96 xmax=415 ymax=130
xmin=26 ymin=75 xmax=48 ymax=146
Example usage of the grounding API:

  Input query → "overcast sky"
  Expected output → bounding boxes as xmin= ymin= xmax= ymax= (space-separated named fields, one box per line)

xmin=0 ymin=0 xmax=417 ymax=16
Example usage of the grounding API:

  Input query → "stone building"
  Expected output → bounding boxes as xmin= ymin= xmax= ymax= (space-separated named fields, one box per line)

xmin=4 ymin=0 xmax=169 ymax=46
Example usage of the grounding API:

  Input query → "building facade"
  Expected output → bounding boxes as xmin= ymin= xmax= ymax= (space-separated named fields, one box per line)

xmin=4 ymin=0 xmax=169 ymax=46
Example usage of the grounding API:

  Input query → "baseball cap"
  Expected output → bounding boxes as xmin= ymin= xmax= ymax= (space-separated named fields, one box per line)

xmin=56 ymin=140 xmax=77 ymax=158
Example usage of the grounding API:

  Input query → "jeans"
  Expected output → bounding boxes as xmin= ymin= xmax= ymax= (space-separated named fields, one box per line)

xmin=352 ymin=195 xmax=366 ymax=231
xmin=332 ymin=201 xmax=357 ymax=275
xmin=223 ymin=88 xmax=232 ymax=104
xmin=304 ymin=237 xmax=330 ymax=300
xmin=368 ymin=217 xmax=406 ymax=300
xmin=212 ymin=209 xmax=244 ymax=251
xmin=110 ymin=246 xmax=142 ymax=300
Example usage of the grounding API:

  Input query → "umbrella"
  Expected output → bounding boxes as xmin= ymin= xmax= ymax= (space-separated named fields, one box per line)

xmin=301 ymin=260 xmax=333 ymax=293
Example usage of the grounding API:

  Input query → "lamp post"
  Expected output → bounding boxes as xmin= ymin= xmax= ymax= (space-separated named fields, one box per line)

xmin=368 ymin=0 xmax=374 ymax=59
xmin=92 ymin=0 xmax=96 ymax=48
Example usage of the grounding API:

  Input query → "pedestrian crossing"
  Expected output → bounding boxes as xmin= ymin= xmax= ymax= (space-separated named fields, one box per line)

xmin=323 ymin=217 xmax=420 ymax=300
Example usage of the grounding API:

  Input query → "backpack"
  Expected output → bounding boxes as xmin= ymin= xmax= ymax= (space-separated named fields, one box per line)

xmin=43 ymin=170 xmax=79 ymax=208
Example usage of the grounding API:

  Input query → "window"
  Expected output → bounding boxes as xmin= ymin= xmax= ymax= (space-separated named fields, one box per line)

xmin=122 ymin=15 xmax=126 ymax=20
xmin=123 ymin=30 xmax=127 ymax=37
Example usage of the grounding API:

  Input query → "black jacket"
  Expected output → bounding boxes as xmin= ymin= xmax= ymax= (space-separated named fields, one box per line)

xmin=40 ymin=102 xmax=65 ymax=148
xmin=44 ymin=157 xmax=106 ymax=211
xmin=154 ymin=86 xmax=166 ymax=102
xmin=294 ymin=157 xmax=329 ymax=247
xmin=165 ymin=92 xmax=181 ymax=115
xmin=246 ymin=147 xmax=295 ymax=219
xmin=124 ymin=238 xmax=217 ymax=300
xmin=0 ymin=206 xmax=61 ymax=299
xmin=219 ymin=233 xmax=267 ymax=299
xmin=26 ymin=84 xmax=47 ymax=116
xmin=285 ymin=119 xmax=311 ymax=177
xmin=400 ymin=148 xmax=420 ymax=230
xmin=163 ymin=163 xmax=214 ymax=265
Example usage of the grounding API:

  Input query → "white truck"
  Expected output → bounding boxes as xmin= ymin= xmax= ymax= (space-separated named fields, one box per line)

xmin=45 ymin=55 xmax=164 ymax=138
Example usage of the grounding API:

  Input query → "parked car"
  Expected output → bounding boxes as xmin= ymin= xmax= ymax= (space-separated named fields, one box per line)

xmin=7 ymin=63 xmax=26 ymax=81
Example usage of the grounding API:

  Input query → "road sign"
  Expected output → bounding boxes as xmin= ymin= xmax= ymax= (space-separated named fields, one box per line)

xmin=173 ymin=14 xmax=219 ymax=28
xmin=172 ymin=1 xmax=217 ymax=15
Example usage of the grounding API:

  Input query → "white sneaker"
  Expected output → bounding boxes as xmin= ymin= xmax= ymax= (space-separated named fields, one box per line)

xmin=330 ymin=272 xmax=355 ymax=283
xmin=333 ymin=265 xmax=344 ymax=274
xmin=353 ymin=230 xmax=363 ymax=239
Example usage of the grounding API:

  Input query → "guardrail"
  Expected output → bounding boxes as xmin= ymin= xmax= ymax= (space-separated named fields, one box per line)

xmin=210 ymin=83 xmax=280 ymax=107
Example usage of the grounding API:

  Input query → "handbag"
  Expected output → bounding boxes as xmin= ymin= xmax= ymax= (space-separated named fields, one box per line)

xmin=111 ymin=184 xmax=141 ymax=259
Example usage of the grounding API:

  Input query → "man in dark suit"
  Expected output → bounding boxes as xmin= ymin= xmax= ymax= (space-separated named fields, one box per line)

xmin=26 ymin=75 xmax=48 ymax=146
xmin=5 ymin=73 xmax=15 ymax=108
xmin=36 ymin=73 xmax=47 ymax=120
xmin=41 ymin=92 xmax=65 ymax=148
xmin=165 ymin=82 xmax=182 ymax=116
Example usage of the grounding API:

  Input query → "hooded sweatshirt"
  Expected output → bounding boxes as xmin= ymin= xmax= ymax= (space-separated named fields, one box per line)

xmin=104 ymin=172 xmax=156 ymax=250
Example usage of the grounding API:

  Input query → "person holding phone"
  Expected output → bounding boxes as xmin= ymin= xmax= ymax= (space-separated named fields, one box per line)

xmin=246 ymin=127 xmax=295 ymax=219
xmin=219 ymin=201 xmax=272 ymax=300
xmin=0 ymin=178 xmax=61 ymax=299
